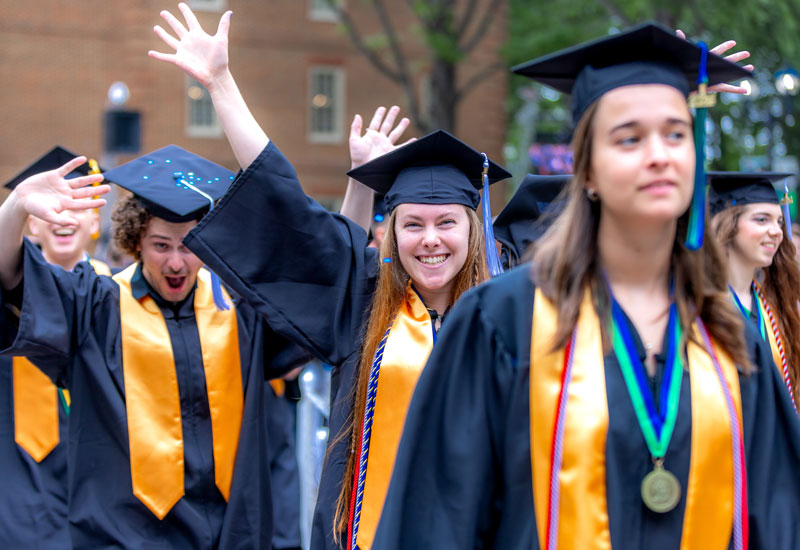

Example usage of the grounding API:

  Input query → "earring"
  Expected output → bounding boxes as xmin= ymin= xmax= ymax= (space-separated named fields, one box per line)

xmin=586 ymin=188 xmax=599 ymax=202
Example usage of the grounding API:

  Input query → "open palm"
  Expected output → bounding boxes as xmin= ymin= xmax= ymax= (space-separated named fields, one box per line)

xmin=150 ymin=3 xmax=231 ymax=88
xmin=350 ymin=106 xmax=415 ymax=169
xmin=15 ymin=157 xmax=108 ymax=226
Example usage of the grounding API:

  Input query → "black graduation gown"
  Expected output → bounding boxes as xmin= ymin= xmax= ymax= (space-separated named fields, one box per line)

xmin=0 ymin=355 xmax=69 ymax=549
xmin=374 ymin=264 xmax=800 ymax=549
xmin=267 ymin=385 xmax=302 ymax=550
xmin=184 ymin=141 xmax=380 ymax=550
xmin=0 ymin=239 xmax=308 ymax=550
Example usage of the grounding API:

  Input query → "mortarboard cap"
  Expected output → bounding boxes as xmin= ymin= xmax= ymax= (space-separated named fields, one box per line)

xmin=4 ymin=146 xmax=106 ymax=190
xmin=707 ymin=172 xmax=790 ymax=215
xmin=511 ymin=22 xmax=753 ymax=125
xmin=493 ymin=174 xmax=570 ymax=262
xmin=104 ymin=145 xmax=236 ymax=223
xmin=373 ymin=193 xmax=388 ymax=224
xmin=347 ymin=130 xmax=511 ymax=212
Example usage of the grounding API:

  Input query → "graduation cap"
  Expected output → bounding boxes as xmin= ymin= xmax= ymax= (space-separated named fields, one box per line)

xmin=511 ymin=22 xmax=752 ymax=124
xmin=104 ymin=145 xmax=237 ymax=309
xmin=707 ymin=172 xmax=790 ymax=215
xmin=347 ymin=130 xmax=511 ymax=212
xmin=493 ymin=174 xmax=570 ymax=267
xmin=511 ymin=22 xmax=753 ymax=252
xmin=4 ymin=146 xmax=106 ymax=190
xmin=348 ymin=129 xmax=512 ymax=276
xmin=104 ymin=144 xmax=236 ymax=223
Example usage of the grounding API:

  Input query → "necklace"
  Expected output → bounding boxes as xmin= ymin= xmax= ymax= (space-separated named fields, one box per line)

xmin=609 ymin=293 xmax=684 ymax=513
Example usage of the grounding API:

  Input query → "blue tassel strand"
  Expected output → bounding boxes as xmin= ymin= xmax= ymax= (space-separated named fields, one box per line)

xmin=481 ymin=153 xmax=504 ymax=277
xmin=685 ymin=42 xmax=710 ymax=251
xmin=210 ymin=271 xmax=231 ymax=311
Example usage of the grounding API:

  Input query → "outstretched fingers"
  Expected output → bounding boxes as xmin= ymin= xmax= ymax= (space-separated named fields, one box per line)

xmin=216 ymin=10 xmax=232 ymax=38
xmin=178 ymin=2 xmax=203 ymax=31
xmin=153 ymin=24 xmax=181 ymax=51
xmin=387 ymin=117 xmax=410 ymax=144
xmin=160 ymin=9 xmax=188 ymax=39
xmin=379 ymin=105 xmax=400 ymax=134
xmin=367 ymin=106 xmax=387 ymax=131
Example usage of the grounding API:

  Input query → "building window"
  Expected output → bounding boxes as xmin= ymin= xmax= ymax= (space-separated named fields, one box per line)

xmin=185 ymin=77 xmax=222 ymax=138
xmin=309 ymin=0 xmax=342 ymax=22
xmin=309 ymin=67 xmax=345 ymax=143
xmin=189 ymin=0 xmax=226 ymax=12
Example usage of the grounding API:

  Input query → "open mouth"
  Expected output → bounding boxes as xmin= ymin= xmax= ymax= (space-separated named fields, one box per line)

xmin=164 ymin=276 xmax=186 ymax=290
xmin=417 ymin=254 xmax=449 ymax=266
xmin=53 ymin=228 xmax=76 ymax=237
xmin=761 ymin=242 xmax=777 ymax=251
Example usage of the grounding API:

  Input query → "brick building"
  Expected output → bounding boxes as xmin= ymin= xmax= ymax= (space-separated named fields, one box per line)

xmin=0 ymin=0 xmax=508 ymax=215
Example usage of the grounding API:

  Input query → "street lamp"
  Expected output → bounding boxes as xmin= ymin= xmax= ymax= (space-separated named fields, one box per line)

xmin=775 ymin=68 xmax=800 ymax=97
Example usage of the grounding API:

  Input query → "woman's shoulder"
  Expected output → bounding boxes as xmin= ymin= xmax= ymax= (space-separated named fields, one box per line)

xmin=449 ymin=263 xmax=536 ymax=356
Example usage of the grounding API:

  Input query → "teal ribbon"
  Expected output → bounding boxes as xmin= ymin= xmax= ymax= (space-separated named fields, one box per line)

xmin=610 ymin=299 xmax=684 ymax=458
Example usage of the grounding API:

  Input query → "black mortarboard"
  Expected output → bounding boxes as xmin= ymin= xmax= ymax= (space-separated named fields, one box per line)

xmin=347 ymin=130 xmax=511 ymax=212
xmin=4 ymin=146 xmax=106 ymax=190
xmin=103 ymin=145 xmax=236 ymax=223
xmin=707 ymin=172 xmax=790 ymax=215
xmin=493 ymin=174 xmax=570 ymax=267
xmin=511 ymin=22 xmax=753 ymax=124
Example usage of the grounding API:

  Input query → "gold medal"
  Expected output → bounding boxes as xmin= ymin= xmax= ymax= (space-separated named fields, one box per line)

xmin=641 ymin=458 xmax=681 ymax=513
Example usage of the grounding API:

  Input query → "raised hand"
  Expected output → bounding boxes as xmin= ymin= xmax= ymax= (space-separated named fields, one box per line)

xmin=675 ymin=29 xmax=753 ymax=94
xmin=350 ymin=106 xmax=415 ymax=169
xmin=14 ymin=157 xmax=108 ymax=227
xmin=149 ymin=3 xmax=232 ymax=89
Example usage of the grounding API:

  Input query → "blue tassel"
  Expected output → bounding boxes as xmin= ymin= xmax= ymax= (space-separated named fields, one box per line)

xmin=210 ymin=271 xmax=230 ymax=311
xmin=481 ymin=153 xmax=504 ymax=277
xmin=783 ymin=181 xmax=794 ymax=243
xmin=685 ymin=42 xmax=711 ymax=251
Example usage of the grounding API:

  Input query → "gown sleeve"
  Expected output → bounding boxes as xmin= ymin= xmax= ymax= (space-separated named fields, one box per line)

xmin=740 ymin=333 xmax=800 ymax=549
xmin=183 ymin=142 xmax=379 ymax=367
xmin=373 ymin=282 xmax=528 ymax=548
xmin=0 ymin=238 xmax=111 ymax=388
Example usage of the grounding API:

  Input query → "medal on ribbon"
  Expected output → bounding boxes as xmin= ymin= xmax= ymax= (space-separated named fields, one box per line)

xmin=609 ymin=296 xmax=684 ymax=513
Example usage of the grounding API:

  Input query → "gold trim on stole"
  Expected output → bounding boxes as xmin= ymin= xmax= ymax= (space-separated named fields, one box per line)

xmin=114 ymin=264 xmax=243 ymax=519
xmin=12 ymin=256 xmax=106 ymax=462
xmin=529 ymin=287 xmax=741 ymax=548
xmin=356 ymin=287 xmax=434 ymax=550
xmin=13 ymin=357 xmax=59 ymax=462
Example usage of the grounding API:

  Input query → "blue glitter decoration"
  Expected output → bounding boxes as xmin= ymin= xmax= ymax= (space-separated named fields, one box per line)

xmin=165 ymin=159 xmax=172 ymax=164
xmin=214 ymin=177 xmax=220 ymax=181
xmin=143 ymin=175 xmax=149 ymax=180
xmin=374 ymin=214 xmax=385 ymax=223
xmin=173 ymin=171 xmax=183 ymax=177
xmin=175 ymin=183 xmax=181 ymax=187
xmin=147 ymin=160 xmax=154 ymax=165
xmin=229 ymin=176 xmax=235 ymax=180
xmin=382 ymin=258 xmax=392 ymax=263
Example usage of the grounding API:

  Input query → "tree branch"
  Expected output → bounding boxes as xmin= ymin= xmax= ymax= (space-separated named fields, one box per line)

xmin=455 ymin=60 xmax=505 ymax=102
xmin=460 ymin=0 xmax=503 ymax=55
xmin=456 ymin=0 xmax=480 ymax=38
xmin=321 ymin=0 xmax=402 ymax=82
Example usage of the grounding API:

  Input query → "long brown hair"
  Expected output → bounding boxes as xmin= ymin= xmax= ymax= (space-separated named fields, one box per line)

xmin=530 ymin=100 xmax=751 ymax=369
xmin=712 ymin=205 xmax=800 ymax=396
xmin=332 ymin=205 xmax=489 ymax=539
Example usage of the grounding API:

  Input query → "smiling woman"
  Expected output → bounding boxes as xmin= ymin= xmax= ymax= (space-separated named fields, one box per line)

xmin=710 ymin=172 xmax=800 ymax=403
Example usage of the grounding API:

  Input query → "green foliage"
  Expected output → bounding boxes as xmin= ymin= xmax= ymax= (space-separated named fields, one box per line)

xmin=505 ymin=0 xmax=800 ymax=177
